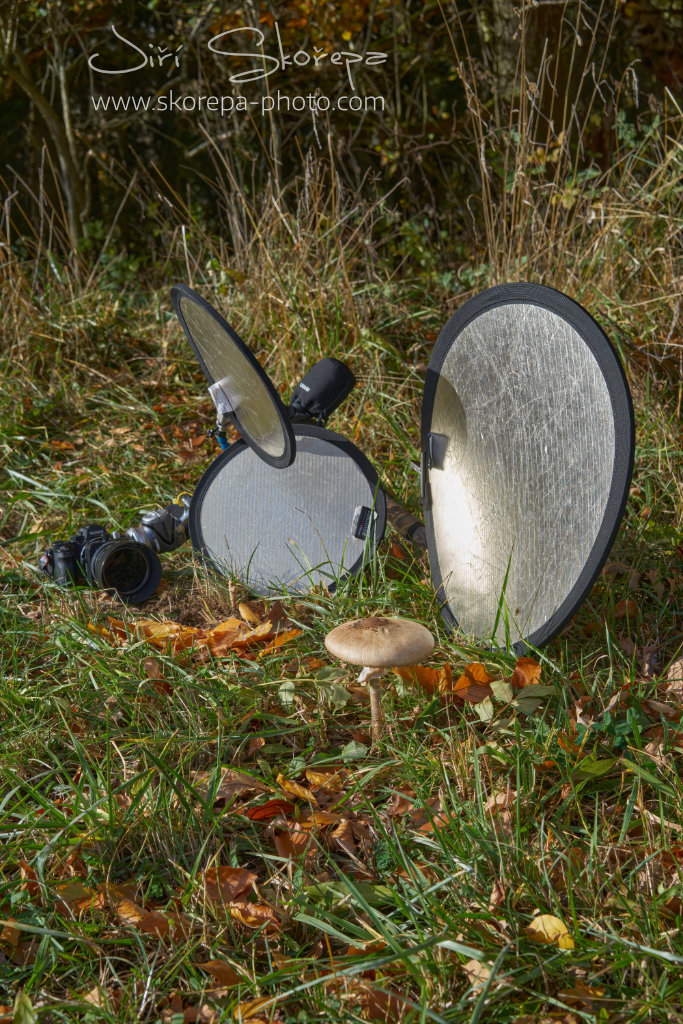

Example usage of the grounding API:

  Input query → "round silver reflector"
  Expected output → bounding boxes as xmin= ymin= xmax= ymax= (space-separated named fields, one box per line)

xmin=171 ymin=283 xmax=294 ymax=468
xmin=422 ymin=283 xmax=634 ymax=650
xmin=189 ymin=425 xmax=386 ymax=595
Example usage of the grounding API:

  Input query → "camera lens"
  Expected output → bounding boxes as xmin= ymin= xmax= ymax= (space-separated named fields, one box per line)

xmin=90 ymin=539 xmax=162 ymax=604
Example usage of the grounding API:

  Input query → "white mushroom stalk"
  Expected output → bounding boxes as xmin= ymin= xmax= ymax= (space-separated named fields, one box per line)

xmin=325 ymin=616 xmax=435 ymax=746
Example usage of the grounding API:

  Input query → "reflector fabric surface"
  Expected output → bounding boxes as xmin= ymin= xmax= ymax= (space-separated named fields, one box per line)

xmin=171 ymin=284 xmax=293 ymax=467
xmin=190 ymin=426 xmax=385 ymax=595
xmin=423 ymin=284 xmax=634 ymax=649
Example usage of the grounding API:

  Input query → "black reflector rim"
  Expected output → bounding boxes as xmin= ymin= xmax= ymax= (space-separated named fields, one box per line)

xmin=421 ymin=282 xmax=635 ymax=651
xmin=171 ymin=282 xmax=295 ymax=469
xmin=188 ymin=423 xmax=387 ymax=594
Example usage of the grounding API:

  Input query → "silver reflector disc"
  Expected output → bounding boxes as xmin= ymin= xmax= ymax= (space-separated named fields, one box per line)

xmin=422 ymin=283 xmax=634 ymax=650
xmin=171 ymin=283 xmax=294 ymax=468
xmin=189 ymin=425 xmax=386 ymax=595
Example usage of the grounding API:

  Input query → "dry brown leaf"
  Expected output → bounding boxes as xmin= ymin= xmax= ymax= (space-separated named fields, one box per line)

xmin=245 ymin=799 xmax=295 ymax=822
xmin=327 ymin=818 xmax=357 ymax=856
xmin=359 ymin=984 xmax=405 ymax=1021
xmin=18 ymin=860 xmax=40 ymax=899
xmin=387 ymin=785 xmax=416 ymax=817
xmin=394 ymin=664 xmax=447 ymax=695
xmin=666 ymin=656 xmax=683 ymax=698
xmin=450 ymin=662 xmax=494 ymax=703
xmin=54 ymin=879 xmax=103 ymax=916
xmin=305 ymin=767 xmax=349 ymax=791
xmin=137 ymin=909 xmax=172 ymax=938
xmin=0 ymin=919 xmax=20 ymax=949
xmin=116 ymin=897 xmax=146 ymax=927
xmin=559 ymin=979 xmax=607 ymax=1009
xmin=238 ymin=601 xmax=264 ymax=625
xmin=274 ymin=828 xmax=314 ymax=861
xmin=193 ymin=768 xmax=269 ymax=806
xmin=196 ymin=959 xmax=243 ymax=987
xmin=488 ymin=879 xmax=506 ymax=911
xmin=511 ymin=657 xmax=542 ymax=688
xmin=229 ymin=901 xmax=280 ymax=932
xmin=614 ymin=599 xmax=638 ymax=618
xmin=277 ymin=773 xmax=318 ymax=804
xmin=247 ymin=736 xmax=266 ymax=755
xmin=299 ymin=809 xmax=340 ymax=829
xmin=525 ymin=914 xmax=575 ymax=949
xmin=204 ymin=866 xmax=258 ymax=904
xmin=484 ymin=789 xmax=517 ymax=835
xmin=257 ymin=628 xmax=302 ymax=657
xmin=82 ymin=985 xmax=122 ymax=1010
xmin=461 ymin=958 xmax=491 ymax=989
xmin=233 ymin=996 xmax=274 ymax=1022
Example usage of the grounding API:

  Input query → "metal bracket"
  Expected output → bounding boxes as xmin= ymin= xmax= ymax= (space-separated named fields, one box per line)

xmin=208 ymin=377 xmax=239 ymax=418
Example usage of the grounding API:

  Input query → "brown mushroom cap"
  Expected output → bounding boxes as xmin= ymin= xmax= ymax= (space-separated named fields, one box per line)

xmin=324 ymin=616 xmax=435 ymax=668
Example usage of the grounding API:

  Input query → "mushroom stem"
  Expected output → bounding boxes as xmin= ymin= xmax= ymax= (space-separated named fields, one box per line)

xmin=358 ymin=666 xmax=387 ymax=745
xmin=368 ymin=676 xmax=386 ymax=744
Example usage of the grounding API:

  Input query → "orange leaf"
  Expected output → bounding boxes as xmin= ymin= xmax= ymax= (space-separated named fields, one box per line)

xmin=197 ymin=959 xmax=243 ymax=987
xmin=450 ymin=662 xmax=494 ymax=703
xmin=229 ymin=901 xmax=280 ymax=932
xmin=614 ymin=599 xmax=638 ymax=618
xmin=204 ymin=866 xmax=258 ymax=904
xmin=19 ymin=860 xmax=40 ymax=899
xmin=246 ymin=799 xmax=295 ymax=822
xmin=511 ymin=657 xmax=541 ymax=688
xmin=394 ymin=664 xmax=446 ymax=695
xmin=258 ymin=628 xmax=302 ymax=657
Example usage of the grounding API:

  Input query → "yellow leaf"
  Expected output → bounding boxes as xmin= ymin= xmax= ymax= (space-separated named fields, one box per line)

xmin=525 ymin=914 xmax=575 ymax=949
xmin=277 ymin=773 xmax=318 ymax=804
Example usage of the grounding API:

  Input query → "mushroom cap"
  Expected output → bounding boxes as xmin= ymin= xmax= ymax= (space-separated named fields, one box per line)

xmin=324 ymin=616 xmax=435 ymax=668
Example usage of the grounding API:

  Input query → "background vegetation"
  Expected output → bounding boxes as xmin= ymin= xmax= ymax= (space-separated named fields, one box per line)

xmin=0 ymin=1 xmax=681 ymax=1022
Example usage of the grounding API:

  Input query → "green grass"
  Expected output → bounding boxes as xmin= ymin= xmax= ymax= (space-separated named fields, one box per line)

xmin=1 ymin=126 xmax=682 ymax=1021
xmin=1 ymin=271 xmax=681 ymax=1023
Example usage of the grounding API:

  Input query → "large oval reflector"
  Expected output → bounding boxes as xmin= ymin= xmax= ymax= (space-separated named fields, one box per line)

xmin=421 ymin=283 xmax=634 ymax=649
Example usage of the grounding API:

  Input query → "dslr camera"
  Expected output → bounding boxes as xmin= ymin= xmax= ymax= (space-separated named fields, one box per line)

xmin=39 ymin=498 xmax=191 ymax=604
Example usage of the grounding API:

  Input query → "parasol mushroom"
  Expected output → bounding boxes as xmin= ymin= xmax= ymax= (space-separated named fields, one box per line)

xmin=325 ymin=616 xmax=435 ymax=746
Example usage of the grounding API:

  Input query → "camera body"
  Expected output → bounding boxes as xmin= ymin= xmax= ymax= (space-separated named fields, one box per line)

xmin=40 ymin=523 xmax=162 ymax=604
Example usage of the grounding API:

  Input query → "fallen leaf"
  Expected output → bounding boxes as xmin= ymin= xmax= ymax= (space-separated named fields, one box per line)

xmin=327 ymin=818 xmax=357 ymax=856
xmin=511 ymin=657 xmax=541 ymax=688
xmin=257 ymin=628 xmax=302 ymax=657
xmin=196 ymin=959 xmax=243 ymax=987
xmin=394 ymin=664 xmax=447 ymax=695
xmin=450 ymin=662 xmax=494 ymax=703
xmin=614 ymin=599 xmax=637 ymax=619
xmin=461 ymin=958 xmax=491 ymax=989
xmin=247 ymin=736 xmax=266 ymax=756
xmin=277 ymin=773 xmax=318 ymax=804
xmin=204 ymin=866 xmax=258 ymax=904
xmin=246 ymin=799 xmax=295 ymax=822
xmin=666 ymin=656 xmax=683 ymax=698
xmin=488 ymin=879 xmax=506 ymax=911
xmin=0 ymin=919 xmax=21 ymax=949
xmin=387 ymin=785 xmax=416 ymax=817
xmin=18 ymin=861 xmax=40 ymax=899
xmin=525 ymin=913 xmax=575 ymax=949
xmin=238 ymin=601 xmax=264 ymax=624
xmin=233 ymin=996 xmax=274 ymax=1021
xmin=559 ymin=979 xmax=607 ymax=1009
xmin=229 ymin=901 xmax=280 ymax=932
xmin=305 ymin=767 xmax=349 ymax=791
xmin=54 ymin=879 xmax=102 ymax=916
xmin=193 ymin=768 xmax=269 ymax=807
xmin=274 ymin=828 xmax=314 ymax=861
